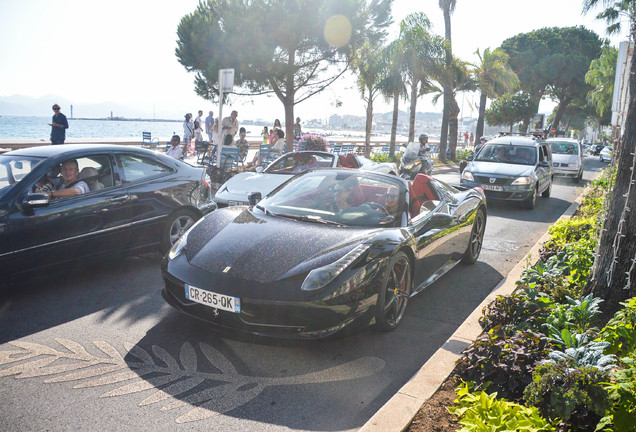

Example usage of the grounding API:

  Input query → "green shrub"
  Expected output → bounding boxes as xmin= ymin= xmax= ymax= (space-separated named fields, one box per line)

xmin=456 ymin=327 xmax=550 ymax=400
xmin=567 ymin=294 xmax=604 ymax=333
xmin=597 ymin=357 xmax=636 ymax=432
xmin=545 ymin=217 xmax=597 ymax=251
xmin=448 ymin=381 xmax=555 ymax=431
xmin=599 ymin=297 xmax=636 ymax=358
xmin=544 ymin=341 xmax=617 ymax=372
xmin=524 ymin=360 xmax=611 ymax=431
xmin=370 ymin=152 xmax=401 ymax=164
xmin=479 ymin=290 xmax=554 ymax=333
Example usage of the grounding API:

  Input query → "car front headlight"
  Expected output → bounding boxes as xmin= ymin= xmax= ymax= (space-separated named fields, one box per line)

xmin=461 ymin=170 xmax=474 ymax=181
xmin=301 ymin=244 xmax=371 ymax=291
xmin=168 ymin=218 xmax=203 ymax=260
xmin=511 ymin=177 xmax=532 ymax=186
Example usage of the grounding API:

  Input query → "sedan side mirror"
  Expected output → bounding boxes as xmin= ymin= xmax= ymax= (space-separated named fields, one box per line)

xmin=540 ymin=160 xmax=550 ymax=167
xmin=255 ymin=166 xmax=264 ymax=174
xmin=22 ymin=193 xmax=50 ymax=209
xmin=248 ymin=192 xmax=262 ymax=206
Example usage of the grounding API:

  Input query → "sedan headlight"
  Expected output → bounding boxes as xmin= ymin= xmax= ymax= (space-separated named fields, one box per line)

xmin=301 ymin=244 xmax=371 ymax=291
xmin=511 ymin=177 xmax=532 ymax=186
xmin=461 ymin=171 xmax=474 ymax=181
xmin=168 ymin=218 xmax=203 ymax=260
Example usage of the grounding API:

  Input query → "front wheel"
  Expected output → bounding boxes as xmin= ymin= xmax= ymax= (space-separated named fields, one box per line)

xmin=541 ymin=177 xmax=552 ymax=198
xmin=160 ymin=209 xmax=199 ymax=254
xmin=374 ymin=252 xmax=411 ymax=332
xmin=462 ymin=208 xmax=486 ymax=265
xmin=525 ymin=186 xmax=537 ymax=210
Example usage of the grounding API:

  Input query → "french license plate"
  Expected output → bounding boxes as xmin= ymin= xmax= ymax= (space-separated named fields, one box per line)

xmin=481 ymin=184 xmax=503 ymax=192
xmin=185 ymin=284 xmax=241 ymax=313
xmin=228 ymin=200 xmax=247 ymax=206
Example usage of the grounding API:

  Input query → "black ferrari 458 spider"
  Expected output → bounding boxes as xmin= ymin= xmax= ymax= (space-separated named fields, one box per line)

xmin=162 ymin=169 xmax=487 ymax=339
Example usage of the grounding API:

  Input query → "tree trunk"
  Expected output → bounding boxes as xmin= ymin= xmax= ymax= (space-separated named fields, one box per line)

xmin=439 ymin=8 xmax=453 ymax=164
xmin=548 ymin=98 xmax=570 ymax=138
xmin=284 ymin=104 xmax=295 ymax=153
xmin=475 ymin=92 xmax=487 ymax=144
xmin=390 ymin=89 xmax=400 ymax=156
xmin=409 ymin=80 xmax=418 ymax=142
xmin=584 ymin=48 xmax=636 ymax=315
xmin=449 ymin=97 xmax=460 ymax=160
xmin=364 ymin=95 xmax=374 ymax=158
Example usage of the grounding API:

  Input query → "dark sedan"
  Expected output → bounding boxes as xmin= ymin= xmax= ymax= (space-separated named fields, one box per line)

xmin=0 ymin=144 xmax=216 ymax=281
xmin=162 ymin=169 xmax=487 ymax=339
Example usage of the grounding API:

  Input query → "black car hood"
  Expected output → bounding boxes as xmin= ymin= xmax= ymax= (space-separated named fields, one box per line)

xmin=185 ymin=207 xmax=377 ymax=282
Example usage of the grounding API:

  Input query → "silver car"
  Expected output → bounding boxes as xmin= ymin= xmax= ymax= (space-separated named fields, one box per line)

xmin=547 ymin=138 xmax=584 ymax=183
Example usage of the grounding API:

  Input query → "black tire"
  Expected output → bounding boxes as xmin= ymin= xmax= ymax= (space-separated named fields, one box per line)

xmin=524 ymin=185 xmax=537 ymax=210
xmin=462 ymin=207 xmax=486 ymax=265
xmin=160 ymin=209 xmax=199 ymax=254
xmin=574 ymin=170 xmax=582 ymax=183
xmin=374 ymin=252 xmax=411 ymax=332
xmin=541 ymin=177 xmax=552 ymax=198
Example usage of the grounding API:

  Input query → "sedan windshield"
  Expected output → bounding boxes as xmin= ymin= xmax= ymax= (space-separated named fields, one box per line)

xmin=0 ymin=155 xmax=46 ymax=199
xmin=257 ymin=171 xmax=405 ymax=227
xmin=264 ymin=152 xmax=335 ymax=174
xmin=475 ymin=144 xmax=537 ymax=165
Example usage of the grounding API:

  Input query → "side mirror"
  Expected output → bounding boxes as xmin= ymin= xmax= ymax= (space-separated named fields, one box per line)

xmin=22 ymin=193 xmax=50 ymax=209
xmin=255 ymin=166 xmax=264 ymax=173
xmin=466 ymin=154 xmax=474 ymax=161
xmin=540 ymin=160 xmax=550 ymax=167
xmin=248 ymin=192 xmax=262 ymax=206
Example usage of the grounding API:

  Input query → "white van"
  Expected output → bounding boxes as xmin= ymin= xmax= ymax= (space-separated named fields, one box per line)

xmin=547 ymin=138 xmax=584 ymax=183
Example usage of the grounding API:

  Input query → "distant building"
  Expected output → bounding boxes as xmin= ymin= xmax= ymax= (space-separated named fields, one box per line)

xmin=611 ymin=40 xmax=634 ymax=137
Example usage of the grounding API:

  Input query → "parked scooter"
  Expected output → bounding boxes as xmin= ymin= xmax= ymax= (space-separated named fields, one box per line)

xmin=399 ymin=141 xmax=433 ymax=180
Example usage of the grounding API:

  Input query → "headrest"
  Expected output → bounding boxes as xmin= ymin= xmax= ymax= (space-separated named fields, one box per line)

xmin=80 ymin=167 xmax=99 ymax=180
xmin=412 ymin=173 xmax=433 ymax=186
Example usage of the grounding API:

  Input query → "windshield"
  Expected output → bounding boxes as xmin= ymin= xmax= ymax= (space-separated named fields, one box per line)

xmin=402 ymin=141 xmax=421 ymax=162
xmin=264 ymin=152 xmax=335 ymax=174
xmin=0 ymin=155 xmax=46 ymax=199
xmin=475 ymin=144 xmax=537 ymax=165
xmin=257 ymin=170 xmax=406 ymax=227
xmin=549 ymin=141 xmax=579 ymax=155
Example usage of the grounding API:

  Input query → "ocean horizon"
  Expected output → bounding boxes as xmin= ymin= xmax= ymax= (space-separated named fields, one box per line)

xmin=0 ymin=116 xmax=414 ymax=143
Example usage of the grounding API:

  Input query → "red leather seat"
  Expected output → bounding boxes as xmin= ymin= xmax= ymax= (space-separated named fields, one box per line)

xmin=409 ymin=174 xmax=437 ymax=217
xmin=344 ymin=153 xmax=358 ymax=168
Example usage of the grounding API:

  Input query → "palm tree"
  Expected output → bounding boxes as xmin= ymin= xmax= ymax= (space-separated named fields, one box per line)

xmin=379 ymin=40 xmax=407 ymax=156
xmin=399 ymin=13 xmax=445 ymax=142
xmin=582 ymin=0 xmax=636 ymax=314
xmin=437 ymin=0 xmax=457 ymax=163
xmin=351 ymin=40 xmax=389 ymax=157
xmin=422 ymin=57 xmax=477 ymax=159
xmin=585 ymin=44 xmax=618 ymax=120
xmin=472 ymin=48 xmax=519 ymax=145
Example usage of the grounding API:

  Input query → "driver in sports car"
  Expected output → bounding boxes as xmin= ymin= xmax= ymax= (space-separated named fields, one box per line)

xmin=330 ymin=176 xmax=394 ymax=223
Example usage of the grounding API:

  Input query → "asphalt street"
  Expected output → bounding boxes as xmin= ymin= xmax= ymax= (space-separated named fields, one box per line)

xmin=0 ymin=155 xmax=608 ymax=431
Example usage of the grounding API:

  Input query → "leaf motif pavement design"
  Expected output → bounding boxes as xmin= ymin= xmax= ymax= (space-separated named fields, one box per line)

xmin=0 ymin=338 xmax=385 ymax=423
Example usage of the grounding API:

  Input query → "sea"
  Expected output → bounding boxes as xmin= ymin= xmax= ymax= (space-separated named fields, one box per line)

xmin=0 ymin=116 xmax=410 ymax=143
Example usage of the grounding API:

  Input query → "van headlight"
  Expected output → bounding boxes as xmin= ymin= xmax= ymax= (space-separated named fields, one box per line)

xmin=511 ymin=177 xmax=531 ymax=185
xmin=461 ymin=171 xmax=474 ymax=181
xmin=301 ymin=244 xmax=371 ymax=291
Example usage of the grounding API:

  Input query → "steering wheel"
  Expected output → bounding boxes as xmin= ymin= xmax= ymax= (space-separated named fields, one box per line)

xmin=366 ymin=202 xmax=390 ymax=217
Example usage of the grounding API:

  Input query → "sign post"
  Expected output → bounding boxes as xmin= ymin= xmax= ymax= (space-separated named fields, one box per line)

xmin=217 ymin=68 xmax=235 ymax=167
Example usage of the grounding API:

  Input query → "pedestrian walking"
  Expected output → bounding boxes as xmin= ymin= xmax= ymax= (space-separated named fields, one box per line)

xmin=205 ymin=111 xmax=214 ymax=142
xmin=221 ymin=110 xmax=239 ymax=146
xmin=183 ymin=113 xmax=194 ymax=157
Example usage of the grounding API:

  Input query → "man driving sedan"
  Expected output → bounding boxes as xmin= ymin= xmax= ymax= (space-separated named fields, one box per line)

xmin=46 ymin=159 xmax=89 ymax=198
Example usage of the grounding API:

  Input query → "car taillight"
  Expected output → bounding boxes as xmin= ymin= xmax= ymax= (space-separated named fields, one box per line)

xmin=202 ymin=174 xmax=212 ymax=190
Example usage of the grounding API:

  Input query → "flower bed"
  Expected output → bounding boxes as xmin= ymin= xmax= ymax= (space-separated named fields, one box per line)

xmin=408 ymin=167 xmax=636 ymax=432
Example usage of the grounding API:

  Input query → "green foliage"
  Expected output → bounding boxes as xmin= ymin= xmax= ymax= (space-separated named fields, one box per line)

xmin=545 ymin=341 xmax=617 ymax=372
xmin=370 ymin=152 xmax=400 ymax=164
xmin=567 ymin=294 xmax=604 ymax=332
xmin=485 ymin=92 xmax=535 ymax=130
xmin=524 ymin=361 xmax=611 ymax=430
xmin=597 ymin=357 xmax=636 ymax=432
xmin=586 ymin=44 xmax=618 ymax=122
xmin=479 ymin=289 xmax=554 ymax=333
xmin=456 ymin=327 xmax=550 ymax=400
xmin=599 ymin=297 xmax=636 ymax=357
xmin=455 ymin=148 xmax=473 ymax=161
xmin=543 ymin=325 xmax=591 ymax=350
xmin=546 ymin=217 xmax=597 ymax=250
xmin=449 ymin=381 xmax=555 ymax=432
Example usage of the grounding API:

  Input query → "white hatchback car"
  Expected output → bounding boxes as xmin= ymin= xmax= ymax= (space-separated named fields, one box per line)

xmin=214 ymin=150 xmax=398 ymax=207
xmin=547 ymin=138 xmax=584 ymax=183
xmin=599 ymin=146 xmax=613 ymax=163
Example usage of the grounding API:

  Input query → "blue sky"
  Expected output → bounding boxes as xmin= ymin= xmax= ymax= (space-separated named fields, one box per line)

xmin=0 ymin=0 xmax=626 ymax=122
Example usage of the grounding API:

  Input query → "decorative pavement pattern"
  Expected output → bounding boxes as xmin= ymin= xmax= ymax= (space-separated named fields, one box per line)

xmin=0 ymin=338 xmax=385 ymax=423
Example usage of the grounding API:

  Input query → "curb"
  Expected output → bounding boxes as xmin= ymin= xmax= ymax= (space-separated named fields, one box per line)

xmin=359 ymin=180 xmax=593 ymax=432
